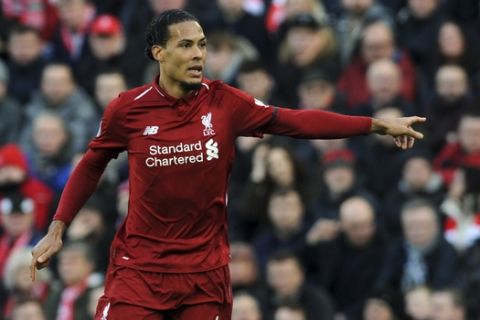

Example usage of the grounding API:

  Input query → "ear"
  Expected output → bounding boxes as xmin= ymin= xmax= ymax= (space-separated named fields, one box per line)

xmin=151 ymin=45 xmax=165 ymax=63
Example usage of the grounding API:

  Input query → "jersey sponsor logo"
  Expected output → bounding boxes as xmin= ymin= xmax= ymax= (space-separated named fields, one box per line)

xmin=201 ymin=112 xmax=215 ymax=136
xmin=143 ymin=126 xmax=159 ymax=136
xmin=206 ymin=139 xmax=219 ymax=160
xmin=254 ymin=98 xmax=269 ymax=108
xmin=145 ymin=140 xmax=220 ymax=167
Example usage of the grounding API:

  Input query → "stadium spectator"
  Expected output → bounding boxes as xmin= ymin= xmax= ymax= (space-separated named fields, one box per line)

xmin=11 ymin=298 xmax=46 ymax=320
xmin=276 ymin=13 xmax=339 ymax=105
xmin=2 ymin=248 xmax=51 ymax=318
xmin=384 ymin=152 xmax=445 ymax=237
xmin=335 ymin=0 xmax=393 ymax=65
xmin=0 ymin=59 xmax=22 ymax=146
xmin=21 ymin=63 xmax=99 ymax=154
xmin=265 ymin=251 xmax=334 ymax=320
xmin=425 ymin=65 xmax=474 ymax=154
xmin=93 ymin=69 xmax=127 ymax=113
xmin=43 ymin=241 xmax=100 ymax=320
xmin=434 ymin=111 xmax=480 ymax=185
xmin=0 ymin=192 xmax=43 ymax=275
xmin=274 ymin=302 xmax=306 ymax=320
xmin=356 ymin=59 xmax=415 ymax=117
xmin=404 ymin=286 xmax=433 ymax=320
xmin=363 ymin=292 xmax=398 ymax=320
xmin=431 ymin=288 xmax=467 ymax=320
xmin=254 ymin=188 xmax=309 ymax=271
xmin=49 ymin=0 xmax=96 ymax=65
xmin=304 ymin=196 xmax=387 ymax=319
xmin=375 ymin=199 xmax=458 ymax=305
xmin=337 ymin=20 xmax=416 ymax=109
xmin=5 ymin=24 xmax=46 ymax=105
xmin=0 ymin=144 xmax=53 ymax=232
xmin=232 ymin=292 xmax=263 ymax=320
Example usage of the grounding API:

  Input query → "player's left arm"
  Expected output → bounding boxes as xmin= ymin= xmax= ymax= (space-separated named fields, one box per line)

xmin=262 ymin=108 xmax=425 ymax=148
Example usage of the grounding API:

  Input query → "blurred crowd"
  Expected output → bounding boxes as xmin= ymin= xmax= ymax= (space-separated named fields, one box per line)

xmin=1 ymin=0 xmax=480 ymax=319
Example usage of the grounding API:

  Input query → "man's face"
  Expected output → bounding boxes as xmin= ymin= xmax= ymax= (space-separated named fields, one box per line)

xmin=458 ymin=116 xmax=480 ymax=153
xmin=361 ymin=25 xmax=394 ymax=64
xmin=33 ymin=116 xmax=68 ymax=157
xmin=8 ymin=32 xmax=43 ymax=65
xmin=236 ymin=70 xmax=273 ymax=102
xmin=431 ymin=292 xmax=463 ymax=320
xmin=267 ymin=259 xmax=304 ymax=297
xmin=402 ymin=207 xmax=438 ymax=250
xmin=41 ymin=65 xmax=75 ymax=106
xmin=158 ymin=21 xmax=207 ymax=91
xmin=95 ymin=73 xmax=127 ymax=109
xmin=58 ymin=249 xmax=93 ymax=286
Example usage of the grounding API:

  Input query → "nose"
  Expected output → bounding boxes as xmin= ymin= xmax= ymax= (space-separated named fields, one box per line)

xmin=192 ymin=45 xmax=204 ymax=60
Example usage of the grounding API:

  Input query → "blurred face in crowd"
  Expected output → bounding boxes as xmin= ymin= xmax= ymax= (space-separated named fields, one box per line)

xmin=285 ymin=0 xmax=318 ymax=18
xmin=323 ymin=165 xmax=355 ymax=195
xmin=286 ymin=27 xmax=329 ymax=67
xmin=268 ymin=190 xmax=304 ymax=236
xmin=367 ymin=59 xmax=401 ymax=105
xmin=408 ymin=0 xmax=439 ymax=19
xmin=275 ymin=307 xmax=306 ymax=320
xmin=266 ymin=147 xmax=295 ymax=187
xmin=363 ymin=298 xmax=395 ymax=320
xmin=237 ymin=69 xmax=273 ymax=103
xmin=32 ymin=114 xmax=68 ymax=157
xmin=231 ymin=294 xmax=261 ymax=320
xmin=95 ymin=72 xmax=127 ymax=109
xmin=267 ymin=257 xmax=304 ymax=297
xmin=341 ymin=0 xmax=373 ymax=15
xmin=206 ymin=42 xmax=234 ymax=77
xmin=405 ymin=287 xmax=433 ymax=320
xmin=403 ymin=157 xmax=433 ymax=191
xmin=217 ymin=0 xmax=244 ymax=15
xmin=56 ymin=0 xmax=90 ymax=30
xmin=12 ymin=301 xmax=45 ymax=320
xmin=458 ymin=116 xmax=480 ymax=153
xmin=7 ymin=30 xmax=43 ymax=65
xmin=149 ymin=0 xmax=186 ymax=13
xmin=58 ymin=247 xmax=94 ymax=286
xmin=431 ymin=291 xmax=465 ymax=320
xmin=340 ymin=197 xmax=376 ymax=247
xmin=438 ymin=22 xmax=465 ymax=58
xmin=361 ymin=23 xmax=394 ymax=64
xmin=67 ymin=207 xmax=104 ymax=240
xmin=89 ymin=34 xmax=125 ymax=60
xmin=298 ymin=79 xmax=335 ymax=110
xmin=229 ymin=242 xmax=258 ymax=286
xmin=41 ymin=64 xmax=75 ymax=106
xmin=0 ymin=165 xmax=26 ymax=185
xmin=1 ymin=201 xmax=34 ymax=238
xmin=435 ymin=66 xmax=468 ymax=102
xmin=401 ymin=205 xmax=439 ymax=250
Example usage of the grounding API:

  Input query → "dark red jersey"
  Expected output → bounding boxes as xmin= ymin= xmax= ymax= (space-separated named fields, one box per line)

xmin=54 ymin=76 xmax=372 ymax=273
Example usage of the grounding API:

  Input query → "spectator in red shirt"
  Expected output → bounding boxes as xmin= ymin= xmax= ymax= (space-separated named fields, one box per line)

xmin=31 ymin=9 xmax=425 ymax=319
xmin=337 ymin=20 xmax=416 ymax=109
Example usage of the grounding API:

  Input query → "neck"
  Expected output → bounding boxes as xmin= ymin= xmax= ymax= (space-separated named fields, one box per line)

xmin=158 ymin=74 xmax=190 ymax=99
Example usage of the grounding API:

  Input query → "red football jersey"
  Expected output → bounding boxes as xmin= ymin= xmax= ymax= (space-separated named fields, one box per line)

xmin=89 ymin=77 xmax=276 ymax=273
xmin=54 ymin=76 xmax=371 ymax=273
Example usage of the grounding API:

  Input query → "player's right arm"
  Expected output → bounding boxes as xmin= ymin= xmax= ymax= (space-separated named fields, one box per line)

xmin=30 ymin=94 xmax=128 ymax=281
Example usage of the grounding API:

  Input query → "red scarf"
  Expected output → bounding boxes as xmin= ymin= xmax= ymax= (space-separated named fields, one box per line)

xmin=56 ymin=279 xmax=88 ymax=320
xmin=0 ymin=229 xmax=32 ymax=276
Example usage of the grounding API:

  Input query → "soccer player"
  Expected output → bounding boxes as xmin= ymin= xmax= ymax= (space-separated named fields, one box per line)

xmin=30 ymin=9 xmax=425 ymax=320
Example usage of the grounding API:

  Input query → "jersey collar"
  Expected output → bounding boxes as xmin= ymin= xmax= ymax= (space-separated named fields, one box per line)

xmin=151 ymin=74 xmax=207 ymax=107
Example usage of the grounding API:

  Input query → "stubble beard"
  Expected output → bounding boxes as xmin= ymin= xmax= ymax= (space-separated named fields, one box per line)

xmin=180 ymin=81 xmax=202 ymax=92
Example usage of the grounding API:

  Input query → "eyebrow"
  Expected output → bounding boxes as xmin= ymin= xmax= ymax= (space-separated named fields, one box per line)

xmin=178 ymin=37 xmax=207 ymax=44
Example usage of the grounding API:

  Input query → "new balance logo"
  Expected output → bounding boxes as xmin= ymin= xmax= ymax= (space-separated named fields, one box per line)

xmin=206 ymin=139 xmax=219 ymax=160
xmin=143 ymin=126 xmax=159 ymax=136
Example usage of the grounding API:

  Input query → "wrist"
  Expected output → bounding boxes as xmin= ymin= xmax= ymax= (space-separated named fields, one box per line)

xmin=49 ymin=220 xmax=67 ymax=238
xmin=370 ymin=118 xmax=388 ymax=135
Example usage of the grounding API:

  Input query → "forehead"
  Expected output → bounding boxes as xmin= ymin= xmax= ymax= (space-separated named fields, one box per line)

xmin=167 ymin=21 xmax=205 ymax=42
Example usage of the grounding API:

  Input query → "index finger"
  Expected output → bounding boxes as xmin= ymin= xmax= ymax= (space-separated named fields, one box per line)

xmin=407 ymin=128 xmax=424 ymax=140
xmin=407 ymin=116 xmax=427 ymax=126
xmin=30 ymin=255 xmax=37 ymax=282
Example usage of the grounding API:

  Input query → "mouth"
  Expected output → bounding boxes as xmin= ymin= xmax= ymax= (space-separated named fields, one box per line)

xmin=187 ymin=65 xmax=203 ymax=78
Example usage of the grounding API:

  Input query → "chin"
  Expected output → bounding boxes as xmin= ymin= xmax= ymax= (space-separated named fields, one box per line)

xmin=180 ymin=80 xmax=202 ymax=91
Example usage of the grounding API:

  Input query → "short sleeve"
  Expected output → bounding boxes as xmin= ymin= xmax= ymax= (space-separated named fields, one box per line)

xmin=225 ymin=85 xmax=276 ymax=137
xmin=88 ymin=95 xmax=128 ymax=153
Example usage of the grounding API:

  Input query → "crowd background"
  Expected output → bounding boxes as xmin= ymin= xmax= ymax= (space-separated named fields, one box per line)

xmin=0 ymin=0 xmax=480 ymax=319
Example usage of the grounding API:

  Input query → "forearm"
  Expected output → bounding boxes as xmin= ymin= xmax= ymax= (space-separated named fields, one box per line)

xmin=263 ymin=108 xmax=372 ymax=139
xmin=53 ymin=149 xmax=113 ymax=225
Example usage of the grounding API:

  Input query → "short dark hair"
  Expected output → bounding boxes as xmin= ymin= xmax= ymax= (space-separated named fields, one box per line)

xmin=144 ymin=9 xmax=199 ymax=61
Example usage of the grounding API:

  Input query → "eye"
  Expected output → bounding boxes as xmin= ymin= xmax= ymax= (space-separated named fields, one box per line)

xmin=199 ymin=42 xmax=207 ymax=48
xmin=180 ymin=42 xmax=191 ymax=48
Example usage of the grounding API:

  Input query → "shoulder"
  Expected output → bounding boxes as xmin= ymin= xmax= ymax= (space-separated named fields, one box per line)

xmin=207 ymin=80 xmax=257 ymax=106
